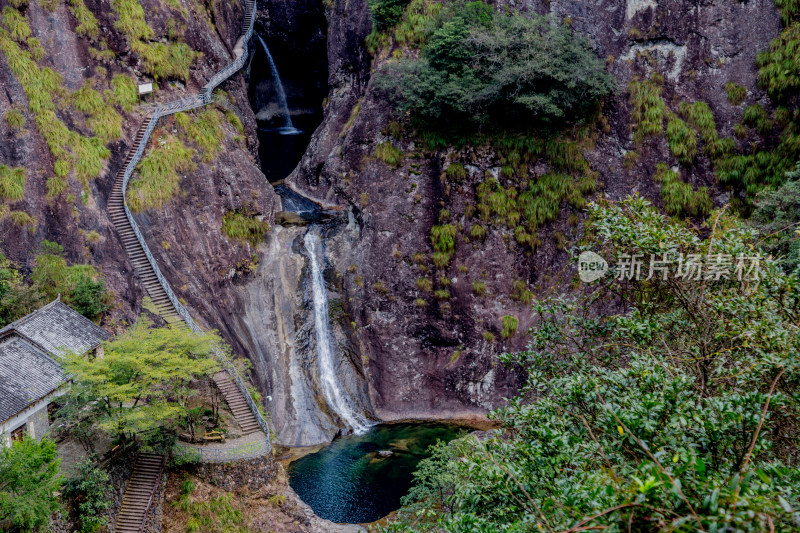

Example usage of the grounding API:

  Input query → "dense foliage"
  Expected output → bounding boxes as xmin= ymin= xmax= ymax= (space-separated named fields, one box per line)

xmin=386 ymin=196 xmax=800 ymax=532
xmin=377 ymin=1 xmax=614 ymax=132
xmin=62 ymin=458 xmax=112 ymax=532
xmin=0 ymin=437 xmax=63 ymax=531
xmin=59 ymin=317 xmax=222 ymax=449
xmin=369 ymin=0 xmax=412 ymax=31
xmin=751 ymin=163 xmax=800 ymax=274
xmin=0 ymin=242 xmax=109 ymax=327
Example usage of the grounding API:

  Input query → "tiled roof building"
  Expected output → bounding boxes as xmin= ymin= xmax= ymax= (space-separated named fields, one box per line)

xmin=0 ymin=298 xmax=110 ymax=446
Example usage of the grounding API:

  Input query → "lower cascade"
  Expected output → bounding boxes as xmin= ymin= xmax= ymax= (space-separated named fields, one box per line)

xmin=304 ymin=230 xmax=372 ymax=434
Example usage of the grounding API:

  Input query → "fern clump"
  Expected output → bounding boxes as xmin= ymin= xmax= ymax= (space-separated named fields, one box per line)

xmin=629 ymin=77 xmax=665 ymax=144
xmin=654 ymin=163 xmax=710 ymax=217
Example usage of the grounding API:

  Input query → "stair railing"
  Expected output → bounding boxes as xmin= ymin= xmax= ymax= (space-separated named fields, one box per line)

xmin=110 ymin=0 xmax=270 ymax=452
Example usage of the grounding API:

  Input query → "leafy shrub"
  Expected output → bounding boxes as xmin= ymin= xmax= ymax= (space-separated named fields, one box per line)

xmin=388 ymin=196 xmax=800 ymax=532
xmin=378 ymin=2 xmax=614 ymax=132
xmin=62 ymin=458 xmax=111 ymax=532
xmin=751 ymin=164 xmax=800 ymax=274
xmin=368 ymin=0 xmax=412 ymax=31
xmin=0 ymin=437 xmax=63 ymax=531
xmin=71 ymin=276 xmax=110 ymax=321
xmin=221 ymin=209 xmax=270 ymax=247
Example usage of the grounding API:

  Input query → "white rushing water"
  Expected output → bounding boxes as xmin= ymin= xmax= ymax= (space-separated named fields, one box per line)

xmin=304 ymin=231 xmax=371 ymax=434
xmin=256 ymin=35 xmax=301 ymax=135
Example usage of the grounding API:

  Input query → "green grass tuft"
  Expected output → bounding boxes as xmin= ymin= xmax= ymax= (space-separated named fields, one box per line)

xmin=654 ymin=163 xmax=710 ymax=217
xmin=4 ymin=108 xmax=25 ymax=131
xmin=109 ymin=74 xmax=138 ymax=112
xmin=221 ymin=209 xmax=270 ymax=247
xmin=0 ymin=165 xmax=25 ymax=201
xmin=8 ymin=210 xmax=35 ymax=231
xmin=724 ymin=82 xmax=747 ymax=105
xmin=501 ymin=315 xmax=518 ymax=339
xmin=666 ymin=113 xmax=697 ymax=164
xmin=374 ymin=141 xmax=404 ymax=168
xmin=2 ymin=7 xmax=30 ymax=42
xmin=129 ymin=134 xmax=196 ymax=212
xmin=742 ymin=104 xmax=773 ymax=135
xmin=629 ymin=77 xmax=665 ymax=144
xmin=69 ymin=0 xmax=99 ymax=39
xmin=177 ymin=109 xmax=224 ymax=162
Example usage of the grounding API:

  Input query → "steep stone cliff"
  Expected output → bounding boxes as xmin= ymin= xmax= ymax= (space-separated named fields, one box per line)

xmin=283 ymin=0 xmax=783 ymax=424
xmin=0 ymin=0 xmax=788 ymax=448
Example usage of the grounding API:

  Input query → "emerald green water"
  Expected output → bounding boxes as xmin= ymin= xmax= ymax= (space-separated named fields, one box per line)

xmin=287 ymin=422 xmax=467 ymax=523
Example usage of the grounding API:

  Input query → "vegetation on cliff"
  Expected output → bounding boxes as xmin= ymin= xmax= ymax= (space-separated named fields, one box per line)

xmin=376 ymin=1 xmax=615 ymax=132
xmin=386 ymin=196 xmax=800 ymax=532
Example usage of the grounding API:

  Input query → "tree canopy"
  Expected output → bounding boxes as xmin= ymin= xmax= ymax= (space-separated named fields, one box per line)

xmin=60 ymin=317 xmax=222 ymax=447
xmin=377 ymin=1 xmax=615 ymax=132
xmin=0 ymin=437 xmax=63 ymax=532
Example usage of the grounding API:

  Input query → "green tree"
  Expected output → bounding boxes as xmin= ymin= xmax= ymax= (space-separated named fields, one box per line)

xmin=60 ymin=317 xmax=222 ymax=445
xmin=0 ymin=437 xmax=63 ymax=531
xmin=30 ymin=240 xmax=110 ymax=322
xmin=386 ymin=196 xmax=800 ymax=532
xmin=378 ymin=2 xmax=615 ymax=132
xmin=62 ymin=458 xmax=111 ymax=532
xmin=0 ymin=251 xmax=45 ymax=327
xmin=368 ymin=0 xmax=412 ymax=31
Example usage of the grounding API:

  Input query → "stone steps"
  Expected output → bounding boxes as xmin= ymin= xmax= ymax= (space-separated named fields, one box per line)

xmin=213 ymin=371 xmax=262 ymax=434
xmin=114 ymin=453 xmax=165 ymax=533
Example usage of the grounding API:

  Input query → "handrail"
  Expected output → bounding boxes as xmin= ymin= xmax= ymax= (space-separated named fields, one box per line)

xmin=138 ymin=456 xmax=165 ymax=533
xmin=111 ymin=0 xmax=270 ymax=453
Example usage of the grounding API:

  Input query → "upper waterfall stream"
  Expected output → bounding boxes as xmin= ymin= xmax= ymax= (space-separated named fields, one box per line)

xmin=257 ymin=35 xmax=301 ymax=135
xmin=304 ymin=231 xmax=371 ymax=434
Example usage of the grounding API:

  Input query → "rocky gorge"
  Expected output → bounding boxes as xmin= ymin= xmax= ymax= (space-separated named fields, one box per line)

xmin=0 ymin=0 xmax=790 ymax=453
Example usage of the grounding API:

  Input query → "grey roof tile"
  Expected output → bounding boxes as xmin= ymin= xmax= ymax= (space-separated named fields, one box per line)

xmin=0 ymin=336 xmax=65 ymax=424
xmin=0 ymin=299 xmax=110 ymax=358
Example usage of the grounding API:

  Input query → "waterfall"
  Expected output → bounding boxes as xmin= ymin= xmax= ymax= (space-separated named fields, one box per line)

xmin=257 ymin=35 xmax=300 ymax=135
xmin=304 ymin=231 xmax=371 ymax=434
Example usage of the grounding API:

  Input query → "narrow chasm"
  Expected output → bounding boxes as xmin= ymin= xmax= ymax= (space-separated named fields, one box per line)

xmin=249 ymin=0 xmax=328 ymax=183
